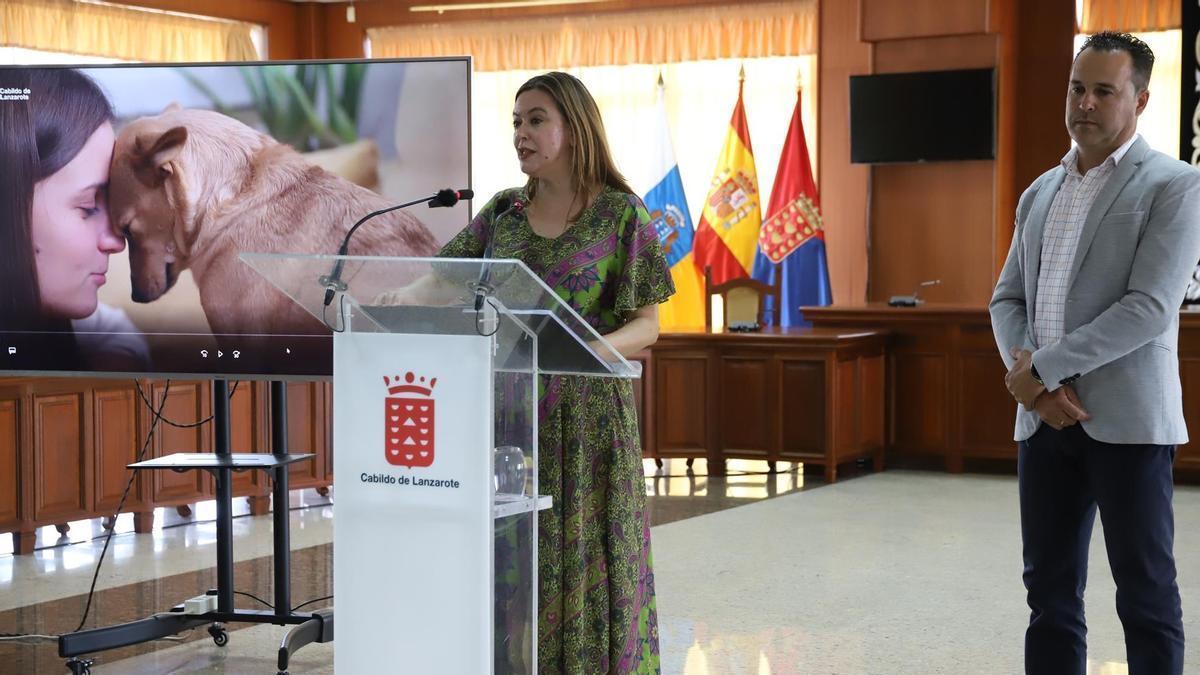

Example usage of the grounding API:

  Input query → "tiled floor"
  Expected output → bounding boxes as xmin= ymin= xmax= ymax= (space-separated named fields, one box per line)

xmin=4 ymin=460 xmax=1194 ymax=673
xmin=0 ymin=458 xmax=819 ymax=673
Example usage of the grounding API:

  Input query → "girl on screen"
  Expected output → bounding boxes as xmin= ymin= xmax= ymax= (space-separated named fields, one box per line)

xmin=0 ymin=67 xmax=149 ymax=372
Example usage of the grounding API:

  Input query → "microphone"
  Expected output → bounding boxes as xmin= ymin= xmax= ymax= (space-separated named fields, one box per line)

xmin=430 ymin=188 xmax=474 ymax=208
xmin=473 ymin=197 xmax=525 ymax=311
xmin=888 ymin=279 xmax=942 ymax=307
xmin=322 ymin=188 xmax=472 ymax=307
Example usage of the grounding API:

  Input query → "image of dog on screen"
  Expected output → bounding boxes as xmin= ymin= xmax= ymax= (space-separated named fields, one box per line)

xmin=107 ymin=105 xmax=440 ymax=336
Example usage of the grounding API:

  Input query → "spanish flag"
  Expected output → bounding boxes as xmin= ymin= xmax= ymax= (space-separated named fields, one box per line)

xmin=693 ymin=73 xmax=763 ymax=286
xmin=643 ymin=79 xmax=704 ymax=330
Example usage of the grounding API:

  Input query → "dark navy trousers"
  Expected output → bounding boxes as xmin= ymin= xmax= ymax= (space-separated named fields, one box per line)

xmin=1018 ymin=423 xmax=1184 ymax=675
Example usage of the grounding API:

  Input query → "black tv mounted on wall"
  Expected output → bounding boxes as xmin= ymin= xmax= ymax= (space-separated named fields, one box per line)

xmin=850 ymin=67 xmax=996 ymax=164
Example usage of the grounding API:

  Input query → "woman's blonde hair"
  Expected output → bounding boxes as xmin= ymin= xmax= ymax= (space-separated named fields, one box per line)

xmin=516 ymin=71 xmax=632 ymax=216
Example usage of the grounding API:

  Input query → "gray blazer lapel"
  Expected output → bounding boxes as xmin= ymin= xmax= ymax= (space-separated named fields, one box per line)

xmin=1067 ymin=137 xmax=1150 ymax=288
xmin=1024 ymin=168 xmax=1065 ymax=324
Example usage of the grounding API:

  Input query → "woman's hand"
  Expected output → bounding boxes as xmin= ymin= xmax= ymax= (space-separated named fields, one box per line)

xmin=372 ymin=274 xmax=462 ymax=306
xmin=595 ymin=305 xmax=660 ymax=360
xmin=373 ymin=286 xmax=419 ymax=306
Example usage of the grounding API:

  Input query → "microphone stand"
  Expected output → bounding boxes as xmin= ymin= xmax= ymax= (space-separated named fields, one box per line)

xmin=321 ymin=189 xmax=471 ymax=309
xmin=472 ymin=198 xmax=523 ymax=312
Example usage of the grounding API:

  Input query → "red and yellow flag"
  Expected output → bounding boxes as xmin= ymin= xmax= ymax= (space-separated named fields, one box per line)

xmin=693 ymin=77 xmax=763 ymax=286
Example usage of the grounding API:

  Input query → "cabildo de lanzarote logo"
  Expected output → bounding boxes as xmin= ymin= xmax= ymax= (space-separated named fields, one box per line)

xmin=384 ymin=371 xmax=436 ymax=468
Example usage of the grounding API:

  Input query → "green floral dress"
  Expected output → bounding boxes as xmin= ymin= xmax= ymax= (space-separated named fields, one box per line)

xmin=439 ymin=185 xmax=673 ymax=674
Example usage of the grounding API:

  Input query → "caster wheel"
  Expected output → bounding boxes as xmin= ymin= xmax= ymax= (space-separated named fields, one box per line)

xmin=65 ymin=658 xmax=94 ymax=675
xmin=208 ymin=623 xmax=229 ymax=647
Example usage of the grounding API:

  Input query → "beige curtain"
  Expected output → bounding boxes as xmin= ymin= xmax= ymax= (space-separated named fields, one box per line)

xmin=0 ymin=0 xmax=257 ymax=62
xmin=1079 ymin=0 xmax=1181 ymax=33
xmin=368 ymin=1 xmax=815 ymax=71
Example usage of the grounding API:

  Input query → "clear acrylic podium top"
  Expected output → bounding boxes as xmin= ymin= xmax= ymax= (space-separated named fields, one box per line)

xmin=240 ymin=253 xmax=641 ymax=378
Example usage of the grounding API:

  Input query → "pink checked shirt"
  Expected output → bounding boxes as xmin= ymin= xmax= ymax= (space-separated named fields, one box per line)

xmin=1033 ymin=134 xmax=1139 ymax=348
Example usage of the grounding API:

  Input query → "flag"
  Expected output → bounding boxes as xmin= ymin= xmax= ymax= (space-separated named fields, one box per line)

xmin=643 ymin=81 xmax=704 ymax=330
xmin=693 ymin=74 xmax=763 ymax=286
xmin=751 ymin=88 xmax=832 ymax=326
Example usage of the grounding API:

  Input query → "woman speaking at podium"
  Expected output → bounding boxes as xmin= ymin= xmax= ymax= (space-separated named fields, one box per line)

xmin=441 ymin=71 xmax=674 ymax=673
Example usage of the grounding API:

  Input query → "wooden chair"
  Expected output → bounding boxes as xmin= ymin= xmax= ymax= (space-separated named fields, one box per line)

xmin=703 ymin=265 xmax=782 ymax=330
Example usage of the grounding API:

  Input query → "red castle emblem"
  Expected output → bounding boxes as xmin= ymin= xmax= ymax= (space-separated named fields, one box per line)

xmin=383 ymin=372 xmax=437 ymax=468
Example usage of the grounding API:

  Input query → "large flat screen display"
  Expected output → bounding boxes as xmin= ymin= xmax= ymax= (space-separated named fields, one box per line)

xmin=0 ymin=58 xmax=471 ymax=379
xmin=849 ymin=68 xmax=995 ymax=164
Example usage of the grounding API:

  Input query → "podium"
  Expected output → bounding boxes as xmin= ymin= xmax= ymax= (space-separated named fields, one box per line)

xmin=242 ymin=253 xmax=639 ymax=673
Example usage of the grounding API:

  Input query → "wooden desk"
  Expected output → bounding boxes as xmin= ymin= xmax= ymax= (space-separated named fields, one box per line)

xmin=803 ymin=304 xmax=1200 ymax=476
xmin=636 ymin=327 xmax=888 ymax=482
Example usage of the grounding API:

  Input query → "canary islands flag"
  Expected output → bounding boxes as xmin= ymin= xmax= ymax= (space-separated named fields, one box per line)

xmin=751 ymin=88 xmax=831 ymax=326
xmin=693 ymin=75 xmax=762 ymax=286
xmin=643 ymin=84 xmax=704 ymax=329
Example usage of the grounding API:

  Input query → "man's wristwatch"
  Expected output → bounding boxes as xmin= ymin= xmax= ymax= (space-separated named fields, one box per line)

xmin=1030 ymin=362 xmax=1045 ymax=386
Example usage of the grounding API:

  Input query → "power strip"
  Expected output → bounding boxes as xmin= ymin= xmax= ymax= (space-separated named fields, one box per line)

xmin=183 ymin=594 xmax=218 ymax=615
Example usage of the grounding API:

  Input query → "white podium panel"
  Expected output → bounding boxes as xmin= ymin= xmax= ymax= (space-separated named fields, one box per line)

xmin=333 ymin=332 xmax=493 ymax=673
xmin=241 ymin=253 xmax=634 ymax=674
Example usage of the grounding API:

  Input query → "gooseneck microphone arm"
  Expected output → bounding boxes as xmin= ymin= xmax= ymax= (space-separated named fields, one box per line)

xmin=473 ymin=197 xmax=524 ymax=311
xmin=321 ymin=188 xmax=473 ymax=307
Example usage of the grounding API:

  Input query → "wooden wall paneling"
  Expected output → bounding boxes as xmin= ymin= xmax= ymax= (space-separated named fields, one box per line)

xmin=867 ymin=29 xmax=998 ymax=307
xmin=860 ymin=0 xmax=990 ymax=42
xmin=992 ymin=0 xmax=1076 ymax=276
xmin=286 ymin=382 xmax=327 ymax=489
xmin=819 ymin=0 xmax=872 ymax=304
xmin=0 ymin=398 xmax=20 ymax=532
xmin=717 ymin=352 xmax=774 ymax=460
xmin=92 ymin=386 xmax=145 ymax=516
xmin=869 ymin=161 xmax=997 ymax=305
xmin=864 ymin=25 xmax=1003 ymax=305
xmin=149 ymin=381 xmax=211 ymax=505
xmin=32 ymin=391 xmax=90 ymax=523
xmin=230 ymin=381 xmax=271 ymax=515
xmin=992 ymin=0 xmax=1018 ymax=281
xmin=2 ymin=381 xmax=31 ymax=553
xmin=871 ymin=34 xmax=999 ymax=73
xmin=293 ymin=2 xmax=324 ymax=59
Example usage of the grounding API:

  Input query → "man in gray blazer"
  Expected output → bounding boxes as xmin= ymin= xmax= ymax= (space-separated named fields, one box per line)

xmin=990 ymin=31 xmax=1200 ymax=675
